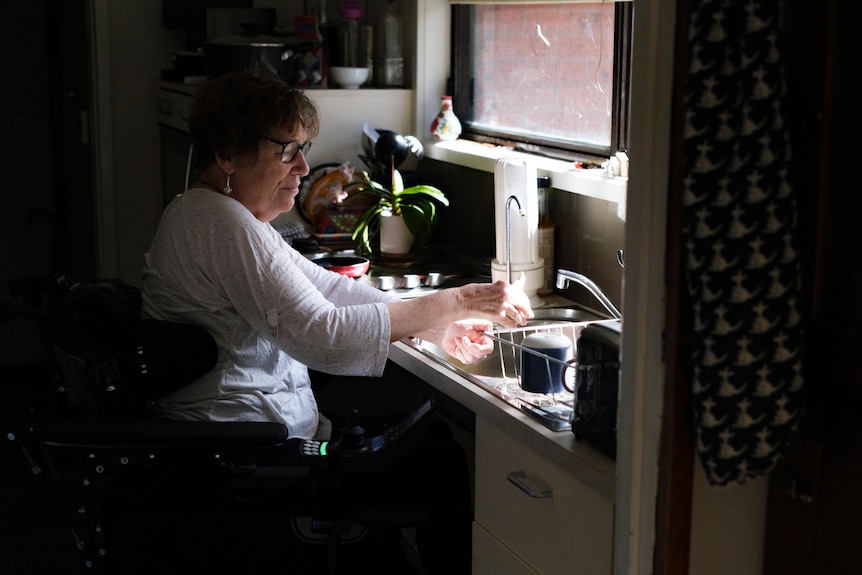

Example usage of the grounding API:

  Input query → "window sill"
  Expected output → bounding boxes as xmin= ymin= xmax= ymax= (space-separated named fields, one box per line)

xmin=424 ymin=139 xmax=627 ymax=220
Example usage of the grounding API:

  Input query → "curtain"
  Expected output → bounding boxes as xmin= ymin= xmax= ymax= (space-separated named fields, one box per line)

xmin=681 ymin=0 xmax=804 ymax=487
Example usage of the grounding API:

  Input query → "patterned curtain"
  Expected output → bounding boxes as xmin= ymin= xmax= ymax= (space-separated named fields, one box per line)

xmin=681 ymin=0 xmax=804 ymax=487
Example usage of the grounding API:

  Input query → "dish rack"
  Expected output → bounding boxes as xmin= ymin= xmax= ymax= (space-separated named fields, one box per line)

xmin=480 ymin=321 xmax=587 ymax=431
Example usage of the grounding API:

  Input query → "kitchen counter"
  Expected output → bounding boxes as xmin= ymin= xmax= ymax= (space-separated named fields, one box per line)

xmin=388 ymin=339 xmax=616 ymax=502
xmin=327 ymin=245 xmax=616 ymax=503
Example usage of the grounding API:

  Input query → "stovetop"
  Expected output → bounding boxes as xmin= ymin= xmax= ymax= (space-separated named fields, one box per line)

xmin=313 ymin=247 xmax=491 ymax=300
xmin=361 ymin=251 xmax=490 ymax=299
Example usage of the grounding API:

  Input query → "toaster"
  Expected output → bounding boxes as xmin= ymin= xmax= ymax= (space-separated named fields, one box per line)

xmin=572 ymin=320 xmax=621 ymax=458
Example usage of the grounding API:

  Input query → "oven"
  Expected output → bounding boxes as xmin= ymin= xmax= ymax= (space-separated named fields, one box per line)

xmin=156 ymin=83 xmax=198 ymax=206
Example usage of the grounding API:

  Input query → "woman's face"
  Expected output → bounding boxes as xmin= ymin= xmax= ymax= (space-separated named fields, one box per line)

xmin=229 ymin=124 xmax=311 ymax=222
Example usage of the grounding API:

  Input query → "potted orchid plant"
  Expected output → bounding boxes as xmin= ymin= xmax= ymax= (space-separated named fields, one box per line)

xmin=349 ymin=165 xmax=449 ymax=256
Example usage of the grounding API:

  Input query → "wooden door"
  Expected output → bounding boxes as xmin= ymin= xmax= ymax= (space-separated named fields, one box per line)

xmin=762 ymin=1 xmax=862 ymax=573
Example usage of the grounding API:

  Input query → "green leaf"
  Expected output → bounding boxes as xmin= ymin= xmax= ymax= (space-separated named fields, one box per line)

xmin=401 ymin=202 xmax=436 ymax=248
xmin=351 ymin=203 xmax=387 ymax=253
xmin=396 ymin=185 xmax=449 ymax=206
xmin=345 ymin=179 xmax=392 ymax=202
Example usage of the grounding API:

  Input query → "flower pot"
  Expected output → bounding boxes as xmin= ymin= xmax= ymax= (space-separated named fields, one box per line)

xmin=380 ymin=211 xmax=414 ymax=257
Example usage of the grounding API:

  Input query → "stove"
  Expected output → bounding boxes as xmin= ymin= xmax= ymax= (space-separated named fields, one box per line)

xmin=360 ymin=252 xmax=482 ymax=299
xmin=297 ymin=240 xmax=492 ymax=299
xmin=323 ymin=249 xmax=489 ymax=300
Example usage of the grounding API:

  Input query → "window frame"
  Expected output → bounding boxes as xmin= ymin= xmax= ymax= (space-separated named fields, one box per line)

xmin=449 ymin=1 xmax=633 ymax=163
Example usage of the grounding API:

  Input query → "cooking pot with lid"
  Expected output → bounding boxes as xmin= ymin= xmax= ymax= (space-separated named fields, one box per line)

xmin=203 ymin=23 xmax=301 ymax=83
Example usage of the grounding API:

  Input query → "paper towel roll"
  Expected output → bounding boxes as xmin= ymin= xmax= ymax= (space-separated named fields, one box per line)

xmin=494 ymin=157 xmax=540 ymax=265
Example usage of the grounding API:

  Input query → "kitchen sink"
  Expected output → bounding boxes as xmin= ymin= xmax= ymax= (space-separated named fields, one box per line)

xmin=407 ymin=307 xmax=620 ymax=431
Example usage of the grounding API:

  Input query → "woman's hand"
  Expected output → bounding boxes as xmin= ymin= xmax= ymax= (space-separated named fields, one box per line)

xmin=439 ymin=319 xmax=496 ymax=363
xmin=386 ymin=276 xmax=534 ymax=342
xmin=460 ymin=278 xmax=534 ymax=329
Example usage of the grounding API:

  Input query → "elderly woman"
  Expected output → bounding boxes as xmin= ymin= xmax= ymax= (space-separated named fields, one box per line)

xmin=141 ymin=71 xmax=533 ymax=572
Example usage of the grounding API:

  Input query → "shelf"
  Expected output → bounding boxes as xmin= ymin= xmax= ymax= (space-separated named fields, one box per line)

xmin=424 ymin=139 xmax=628 ymax=216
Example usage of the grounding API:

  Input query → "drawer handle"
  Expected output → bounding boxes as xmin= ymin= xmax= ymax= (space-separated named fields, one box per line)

xmin=506 ymin=470 xmax=553 ymax=499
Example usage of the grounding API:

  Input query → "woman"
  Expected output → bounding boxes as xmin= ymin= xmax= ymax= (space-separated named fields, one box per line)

xmin=141 ymin=71 xmax=533 ymax=571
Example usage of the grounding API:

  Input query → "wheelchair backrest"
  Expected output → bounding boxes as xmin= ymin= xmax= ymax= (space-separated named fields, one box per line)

xmin=8 ymin=275 xmax=217 ymax=418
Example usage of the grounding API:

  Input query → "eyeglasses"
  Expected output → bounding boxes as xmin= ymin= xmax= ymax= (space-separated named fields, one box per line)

xmin=264 ymin=137 xmax=312 ymax=163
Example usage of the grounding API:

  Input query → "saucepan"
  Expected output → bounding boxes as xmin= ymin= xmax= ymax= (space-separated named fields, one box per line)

xmin=314 ymin=256 xmax=370 ymax=278
xmin=203 ymin=23 xmax=302 ymax=83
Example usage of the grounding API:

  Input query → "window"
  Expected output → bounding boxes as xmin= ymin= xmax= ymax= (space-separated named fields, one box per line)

xmin=451 ymin=2 xmax=632 ymax=162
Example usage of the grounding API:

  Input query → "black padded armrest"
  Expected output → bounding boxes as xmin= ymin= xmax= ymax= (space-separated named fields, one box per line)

xmin=35 ymin=418 xmax=290 ymax=451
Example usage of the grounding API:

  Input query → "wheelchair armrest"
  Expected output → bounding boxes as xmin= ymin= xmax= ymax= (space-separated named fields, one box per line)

xmin=34 ymin=418 xmax=290 ymax=452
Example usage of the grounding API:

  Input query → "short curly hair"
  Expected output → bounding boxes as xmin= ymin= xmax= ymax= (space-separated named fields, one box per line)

xmin=189 ymin=70 xmax=320 ymax=168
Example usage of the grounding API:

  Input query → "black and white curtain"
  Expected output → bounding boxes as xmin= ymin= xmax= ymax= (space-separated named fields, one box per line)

xmin=681 ymin=0 xmax=804 ymax=487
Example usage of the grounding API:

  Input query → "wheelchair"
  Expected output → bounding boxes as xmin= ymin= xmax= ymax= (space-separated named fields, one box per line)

xmin=1 ymin=274 xmax=441 ymax=574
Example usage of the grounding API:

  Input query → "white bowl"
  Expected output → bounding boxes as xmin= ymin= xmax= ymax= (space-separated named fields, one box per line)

xmin=329 ymin=67 xmax=369 ymax=89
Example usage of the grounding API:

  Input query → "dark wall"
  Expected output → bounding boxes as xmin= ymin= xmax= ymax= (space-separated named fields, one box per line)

xmin=419 ymin=158 xmax=625 ymax=310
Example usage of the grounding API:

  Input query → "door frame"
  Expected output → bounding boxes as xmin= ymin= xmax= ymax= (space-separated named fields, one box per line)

xmin=86 ymin=0 xmax=117 ymax=277
xmin=614 ymin=0 xmax=679 ymax=573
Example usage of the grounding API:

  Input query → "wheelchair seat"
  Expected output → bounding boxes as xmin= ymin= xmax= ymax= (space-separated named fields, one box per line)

xmin=2 ymin=274 xmax=438 ymax=574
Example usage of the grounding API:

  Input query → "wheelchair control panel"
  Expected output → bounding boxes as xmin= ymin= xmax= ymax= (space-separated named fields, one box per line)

xmin=299 ymin=394 xmax=437 ymax=472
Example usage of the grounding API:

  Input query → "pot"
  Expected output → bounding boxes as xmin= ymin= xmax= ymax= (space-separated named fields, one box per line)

xmin=203 ymin=23 xmax=300 ymax=83
xmin=314 ymin=256 xmax=370 ymax=278
xmin=379 ymin=212 xmax=414 ymax=258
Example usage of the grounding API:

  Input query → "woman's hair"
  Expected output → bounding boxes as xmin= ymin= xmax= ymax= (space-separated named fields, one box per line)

xmin=189 ymin=70 xmax=320 ymax=168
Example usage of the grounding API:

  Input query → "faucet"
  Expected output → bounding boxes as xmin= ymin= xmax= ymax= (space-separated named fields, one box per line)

xmin=505 ymin=195 xmax=525 ymax=284
xmin=556 ymin=269 xmax=622 ymax=319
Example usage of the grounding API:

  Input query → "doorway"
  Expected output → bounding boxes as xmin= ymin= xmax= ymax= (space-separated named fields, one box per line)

xmin=1 ymin=0 xmax=95 ymax=304
xmin=0 ymin=2 xmax=95 ymax=570
xmin=762 ymin=2 xmax=862 ymax=573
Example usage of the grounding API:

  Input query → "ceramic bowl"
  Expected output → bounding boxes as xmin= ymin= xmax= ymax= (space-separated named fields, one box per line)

xmin=328 ymin=67 xmax=369 ymax=89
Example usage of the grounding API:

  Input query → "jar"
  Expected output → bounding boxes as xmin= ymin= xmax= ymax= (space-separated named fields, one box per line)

xmin=374 ymin=0 xmax=404 ymax=87
xmin=334 ymin=0 xmax=367 ymax=68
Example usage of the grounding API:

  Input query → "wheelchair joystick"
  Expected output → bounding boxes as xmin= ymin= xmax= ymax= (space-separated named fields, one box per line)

xmin=301 ymin=396 xmax=437 ymax=471
xmin=335 ymin=409 xmax=369 ymax=453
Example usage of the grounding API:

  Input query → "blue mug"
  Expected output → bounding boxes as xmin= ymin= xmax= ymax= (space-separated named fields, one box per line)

xmin=520 ymin=332 xmax=574 ymax=394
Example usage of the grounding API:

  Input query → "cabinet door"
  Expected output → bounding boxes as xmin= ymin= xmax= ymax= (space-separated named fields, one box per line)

xmin=473 ymin=522 xmax=540 ymax=575
xmin=474 ymin=417 xmax=614 ymax=574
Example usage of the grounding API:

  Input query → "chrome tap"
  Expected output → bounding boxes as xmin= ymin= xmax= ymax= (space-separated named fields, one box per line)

xmin=556 ymin=269 xmax=622 ymax=319
xmin=505 ymin=195 xmax=525 ymax=284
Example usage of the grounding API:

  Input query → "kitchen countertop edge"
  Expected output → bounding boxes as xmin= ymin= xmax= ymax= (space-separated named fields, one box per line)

xmin=389 ymin=340 xmax=616 ymax=503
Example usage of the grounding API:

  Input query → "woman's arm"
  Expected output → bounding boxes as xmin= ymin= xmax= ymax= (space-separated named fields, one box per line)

xmin=386 ymin=280 xmax=533 ymax=342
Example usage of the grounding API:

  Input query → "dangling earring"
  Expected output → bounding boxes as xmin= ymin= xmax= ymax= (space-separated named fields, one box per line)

xmin=224 ymin=174 xmax=233 ymax=195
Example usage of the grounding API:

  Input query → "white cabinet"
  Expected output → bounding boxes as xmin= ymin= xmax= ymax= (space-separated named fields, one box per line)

xmin=472 ymin=416 xmax=614 ymax=575
xmin=387 ymin=342 xmax=616 ymax=574
xmin=473 ymin=522 xmax=540 ymax=575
